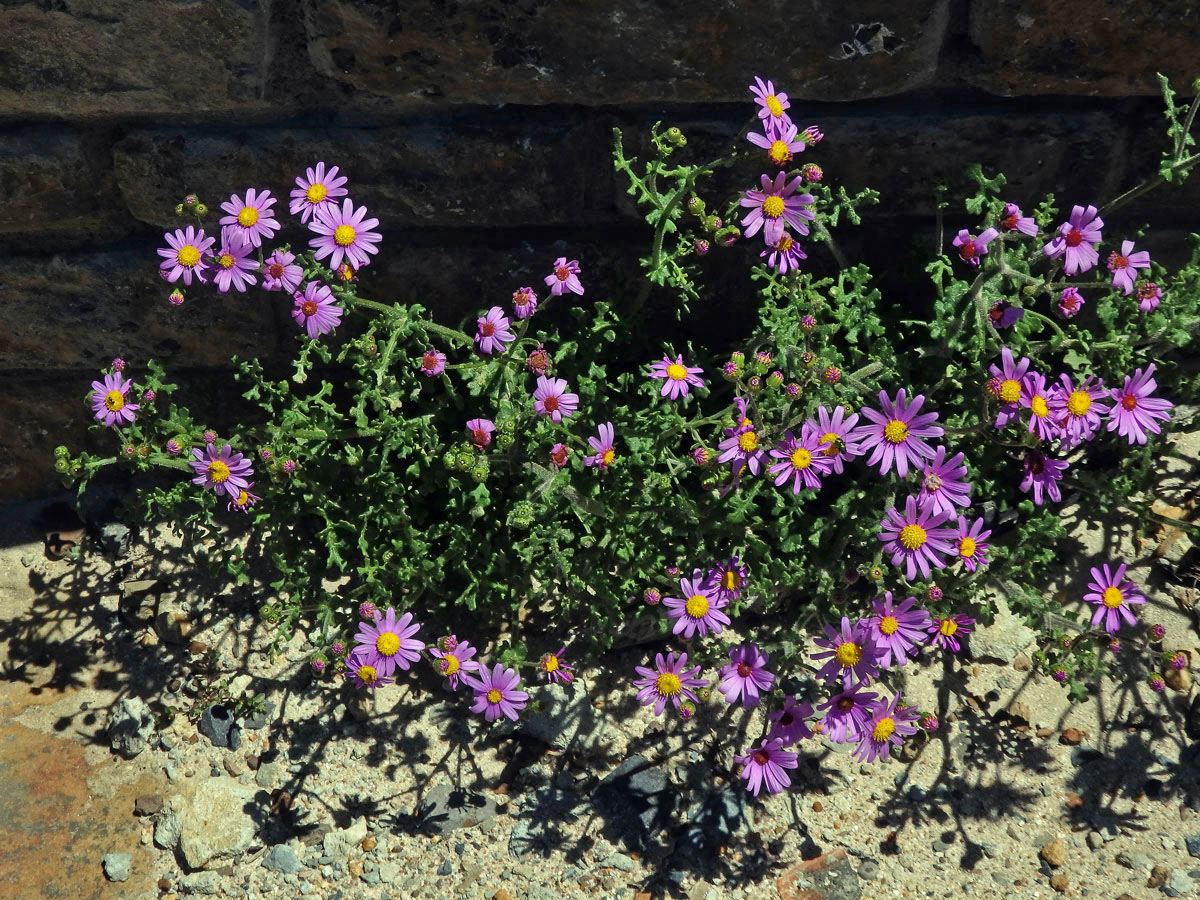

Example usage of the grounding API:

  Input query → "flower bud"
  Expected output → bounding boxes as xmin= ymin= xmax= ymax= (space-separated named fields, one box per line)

xmin=767 ymin=371 xmax=784 ymax=389
xmin=785 ymin=383 xmax=801 ymax=398
xmin=175 ymin=204 xmax=185 ymax=216
xmin=800 ymin=315 xmax=817 ymax=332
xmin=691 ymin=446 xmax=711 ymax=466
xmin=823 ymin=366 xmax=841 ymax=384
xmin=259 ymin=603 xmax=283 ymax=624
xmin=752 ymin=351 xmax=773 ymax=375
xmin=311 ymin=657 xmax=327 ymax=674
xmin=721 ymin=361 xmax=741 ymax=381
xmin=194 ymin=203 xmax=207 ymax=217
xmin=665 ymin=127 xmax=685 ymax=146
xmin=470 ymin=461 xmax=489 ymax=483
xmin=122 ymin=444 xmax=136 ymax=457
xmin=508 ymin=500 xmax=534 ymax=529
xmin=168 ymin=289 xmax=185 ymax=306
xmin=442 ymin=450 xmax=458 ymax=469
xmin=693 ymin=238 xmax=710 ymax=256
xmin=677 ymin=700 xmax=696 ymax=720
xmin=454 ymin=450 xmax=474 ymax=471
xmin=54 ymin=458 xmax=70 ymax=473
xmin=696 ymin=687 xmax=712 ymax=703
xmin=497 ymin=431 xmax=515 ymax=449
xmin=686 ymin=196 xmax=706 ymax=217
xmin=747 ymin=375 xmax=763 ymax=393
xmin=715 ymin=226 xmax=740 ymax=247
xmin=54 ymin=445 xmax=70 ymax=458
xmin=643 ymin=588 xmax=661 ymax=606
xmin=137 ymin=445 xmax=150 ymax=458
xmin=359 ymin=602 xmax=378 ymax=621
xmin=704 ymin=215 xmax=723 ymax=233
xmin=800 ymin=163 xmax=823 ymax=183
xmin=801 ymin=351 xmax=816 ymax=367
xmin=920 ymin=714 xmax=939 ymax=732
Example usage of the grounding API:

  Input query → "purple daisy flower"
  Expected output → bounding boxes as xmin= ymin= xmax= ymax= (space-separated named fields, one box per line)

xmin=952 ymin=227 xmax=1000 ymax=266
xmin=532 ymin=375 xmax=580 ymax=423
xmin=734 ymin=738 xmax=797 ymax=797
xmin=1137 ymin=281 xmax=1162 ymax=312
xmin=1048 ymin=373 xmax=1110 ymax=450
xmin=1043 ymin=204 xmax=1104 ymax=275
xmin=353 ymin=607 xmax=423 ymax=677
xmin=261 ymin=249 xmax=303 ymax=293
xmin=1106 ymin=364 xmax=1174 ymax=445
xmin=988 ymin=300 xmax=1025 ymax=328
xmin=955 ymin=516 xmax=992 ymax=573
xmin=747 ymin=118 xmax=807 ymax=167
xmin=512 ymin=286 xmax=538 ymax=319
xmin=663 ymin=570 xmax=730 ymax=639
xmin=189 ymin=443 xmax=254 ymax=500
xmin=584 ymin=422 xmax=617 ymax=470
xmin=739 ymin=172 xmax=814 ymax=245
xmin=544 ymin=257 xmax=584 ymax=296
xmin=998 ymin=202 xmax=1038 ymax=236
xmin=865 ymin=592 xmax=931 ymax=669
xmin=466 ymin=418 xmax=495 ymax=450
xmin=767 ymin=696 xmax=814 ymax=746
xmin=463 ymin=664 xmax=529 ymax=722
xmin=1057 ymin=286 xmax=1086 ymax=318
xmin=649 ymin=354 xmax=705 ymax=400
xmin=988 ymin=347 xmax=1033 ymax=430
xmin=1020 ymin=450 xmax=1068 ymax=505
xmin=219 ymin=187 xmax=279 ymax=249
xmin=878 ymin=495 xmax=958 ymax=581
xmin=428 ymin=639 xmax=480 ymax=689
xmin=812 ymin=616 xmax=883 ymax=688
xmin=717 ymin=643 xmax=776 ymax=709
xmin=475 ymin=307 xmax=514 ymax=356
xmin=309 ymin=198 xmax=382 ymax=271
xmin=857 ymin=389 xmax=944 ymax=478
xmin=806 ymin=405 xmax=864 ymax=474
xmin=705 ymin=556 xmax=749 ymax=604
xmin=759 ymin=231 xmax=807 ymax=274
xmin=633 ymin=651 xmax=707 ymax=716
xmin=1084 ymin=563 xmax=1146 ymax=634
xmin=226 ymin=484 xmax=260 ymax=514
xmin=289 ymin=162 xmax=349 ymax=225
xmin=749 ymin=76 xmax=792 ymax=130
xmin=538 ymin=646 xmax=573 ymax=684
xmin=157 ymin=226 xmax=215 ymax=285
xmin=768 ymin=427 xmax=833 ymax=494
xmin=928 ymin=613 xmax=974 ymax=652
xmin=419 ymin=349 xmax=447 ymax=377
xmin=1020 ymin=372 xmax=1060 ymax=441
xmin=853 ymin=692 xmax=920 ymax=763
xmin=914 ymin=446 xmax=971 ymax=517
xmin=716 ymin=420 xmax=768 ymax=478
xmin=209 ymin=227 xmax=258 ymax=294
xmin=345 ymin=647 xmax=394 ymax=690
xmin=1107 ymin=239 xmax=1151 ymax=295
xmin=90 ymin=372 xmax=139 ymax=427
xmin=818 ymin=685 xmax=879 ymax=744
xmin=526 ymin=344 xmax=551 ymax=376
xmin=292 ymin=282 xmax=344 ymax=338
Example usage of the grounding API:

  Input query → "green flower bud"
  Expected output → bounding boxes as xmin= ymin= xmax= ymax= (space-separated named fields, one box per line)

xmin=767 ymin=371 xmax=784 ymax=389
xmin=747 ymin=375 xmax=763 ymax=393
xmin=175 ymin=204 xmax=185 ymax=216
xmin=442 ymin=450 xmax=458 ymax=469
xmin=501 ymin=419 xmax=517 ymax=434
xmin=686 ymin=195 xmax=706 ymax=217
xmin=470 ymin=461 xmax=489 ymax=483
xmin=496 ymin=432 xmax=515 ymax=449
xmin=655 ymin=473 xmax=671 ymax=491
xmin=259 ymin=603 xmax=283 ymax=624
xmin=696 ymin=687 xmax=713 ymax=703
xmin=665 ymin=126 xmax=684 ymax=145
xmin=508 ymin=500 xmax=535 ymax=529
xmin=54 ymin=445 xmax=70 ymax=459
xmin=704 ymin=215 xmax=723 ymax=233
xmin=194 ymin=203 xmax=208 ymax=217
xmin=54 ymin=458 xmax=70 ymax=473
xmin=454 ymin=451 xmax=475 ymax=471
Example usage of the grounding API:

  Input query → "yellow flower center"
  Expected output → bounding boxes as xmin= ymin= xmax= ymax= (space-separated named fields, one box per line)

xmin=767 ymin=140 xmax=792 ymax=166
xmin=666 ymin=363 xmax=688 ymax=381
xmin=376 ymin=632 xmax=401 ymax=656
xmin=655 ymin=672 xmax=682 ymax=697
xmin=443 ymin=655 xmax=460 ymax=676
xmin=721 ymin=571 xmax=740 ymax=592
xmin=899 ymin=524 xmax=927 ymax=550
xmin=999 ymin=379 xmax=1021 ymax=403
xmin=834 ymin=642 xmax=862 ymax=667
xmin=358 ymin=665 xmax=378 ymax=684
xmin=1067 ymin=390 xmax=1091 ymax=417
xmin=959 ymin=537 xmax=977 ymax=558
xmin=761 ymin=195 xmax=785 ymax=219
xmin=883 ymin=420 xmax=908 ymax=443
xmin=685 ymin=593 xmax=709 ymax=618
xmin=738 ymin=431 xmax=759 ymax=452
xmin=234 ymin=490 xmax=249 ymax=507
xmin=301 ymin=300 xmax=318 ymax=316
xmin=176 ymin=244 xmax=200 ymax=267
xmin=1102 ymin=586 xmax=1123 ymax=608
xmin=820 ymin=432 xmax=841 ymax=457
xmin=789 ymin=447 xmax=812 ymax=469
xmin=775 ymin=233 xmax=794 ymax=253
xmin=486 ymin=688 xmax=503 ymax=704
xmin=879 ymin=616 xmax=899 ymax=636
xmin=334 ymin=224 xmax=357 ymax=246
xmin=103 ymin=390 xmax=126 ymax=412
xmin=1031 ymin=395 xmax=1049 ymax=418
xmin=872 ymin=717 xmax=896 ymax=742
xmin=601 ymin=448 xmax=615 ymax=466
xmin=939 ymin=619 xmax=958 ymax=637
xmin=218 ymin=252 xmax=235 ymax=269
xmin=236 ymin=207 xmax=259 ymax=227
xmin=542 ymin=655 xmax=559 ymax=672
xmin=207 ymin=459 xmax=231 ymax=483
xmin=765 ymin=94 xmax=784 ymax=117
xmin=305 ymin=183 xmax=327 ymax=203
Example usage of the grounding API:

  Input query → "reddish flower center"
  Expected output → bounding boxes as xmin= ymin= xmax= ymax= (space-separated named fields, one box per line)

xmin=836 ymin=697 xmax=854 ymax=712
xmin=1138 ymin=283 xmax=1159 ymax=300
xmin=1064 ymin=229 xmax=1083 ymax=247
xmin=529 ymin=350 xmax=549 ymax=371
xmin=422 ymin=352 xmax=439 ymax=370
xmin=1121 ymin=393 xmax=1138 ymax=411
xmin=301 ymin=300 xmax=318 ymax=316
xmin=958 ymin=240 xmax=977 ymax=260
xmin=924 ymin=473 xmax=943 ymax=493
xmin=736 ymin=662 xmax=751 ymax=677
xmin=1108 ymin=252 xmax=1128 ymax=270
xmin=1001 ymin=214 xmax=1018 ymax=231
xmin=988 ymin=306 xmax=1003 ymax=323
xmin=550 ymin=446 xmax=568 ymax=466
xmin=542 ymin=395 xmax=560 ymax=413
xmin=1028 ymin=453 xmax=1046 ymax=475
xmin=555 ymin=266 xmax=570 ymax=281
xmin=779 ymin=712 xmax=794 ymax=726
xmin=472 ymin=428 xmax=489 ymax=446
xmin=1062 ymin=295 xmax=1077 ymax=310
xmin=480 ymin=322 xmax=496 ymax=337
xmin=268 ymin=263 xmax=285 ymax=278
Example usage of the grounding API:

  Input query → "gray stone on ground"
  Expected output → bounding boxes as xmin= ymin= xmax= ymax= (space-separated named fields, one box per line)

xmin=516 ymin=680 xmax=607 ymax=750
xmin=154 ymin=809 xmax=182 ymax=849
xmin=198 ymin=704 xmax=241 ymax=749
xmin=1167 ymin=868 xmax=1195 ymax=897
xmin=102 ymin=852 xmax=132 ymax=882
xmin=262 ymin=844 xmax=301 ymax=874
xmin=970 ymin=592 xmax=1037 ymax=663
xmin=591 ymin=755 xmax=673 ymax=853
xmin=178 ymin=871 xmax=222 ymax=895
xmin=177 ymin=780 xmax=258 ymax=869
xmin=99 ymin=521 xmax=131 ymax=557
xmin=321 ymin=818 xmax=369 ymax=859
xmin=108 ymin=697 xmax=156 ymax=759
xmin=419 ymin=783 xmax=498 ymax=835
xmin=255 ymin=761 xmax=283 ymax=789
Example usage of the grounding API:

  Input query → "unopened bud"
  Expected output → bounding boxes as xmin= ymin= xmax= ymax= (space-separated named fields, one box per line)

xmin=767 ymin=371 xmax=784 ymax=389
xmin=175 ymin=204 xmax=185 ymax=216
xmin=716 ymin=226 xmax=740 ymax=247
xmin=183 ymin=194 xmax=200 ymax=209
xmin=686 ymin=196 xmax=706 ymax=217
xmin=194 ymin=203 xmax=207 ymax=216
xmin=470 ymin=461 xmax=489 ymax=483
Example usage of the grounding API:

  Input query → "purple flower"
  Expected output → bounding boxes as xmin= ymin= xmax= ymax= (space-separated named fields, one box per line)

xmin=988 ymin=300 xmax=1026 ymax=328
xmin=309 ymin=198 xmax=382 ymax=271
xmin=1137 ymin=281 xmax=1163 ymax=312
xmin=544 ymin=257 xmax=584 ymax=296
xmin=532 ymin=376 xmax=579 ymax=423
xmin=549 ymin=443 xmax=570 ymax=469
xmin=1048 ymin=373 xmax=1110 ymax=450
xmin=90 ymin=372 xmax=139 ymax=427
xmin=914 ymin=446 xmax=971 ymax=517
xmin=429 ymin=639 xmax=481 ymax=689
xmin=466 ymin=418 xmax=495 ymax=450
xmin=988 ymin=347 xmax=1033 ymax=429
xmin=998 ymin=202 xmax=1038 ymax=236
xmin=734 ymin=738 xmax=797 ymax=797
xmin=705 ymin=556 xmax=749 ymax=604
xmin=865 ymin=592 xmax=931 ymax=669
xmin=538 ymin=646 xmax=573 ymax=684
xmin=717 ymin=643 xmax=776 ymax=709
xmin=1020 ymin=450 xmax=1069 ymax=505
xmin=643 ymin=588 xmax=661 ymax=606
xmin=633 ymin=651 xmax=707 ymax=716
xmin=812 ymin=616 xmax=883 ymax=688
xmin=767 ymin=696 xmax=814 ymax=746
xmin=649 ymin=354 xmax=705 ymax=400
xmin=512 ymin=286 xmax=538 ymax=319
xmin=261 ymin=249 xmax=303 ymax=293
xmin=463 ymin=664 xmax=529 ymax=722
xmin=1107 ymin=239 xmax=1151 ymax=295
xmin=226 ymin=484 xmax=260 ymax=513
xmin=1083 ymin=563 xmax=1146 ymax=634
xmin=189 ymin=443 xmax=254 ymax=499
xmin=928 ymin=614 xmax=974 ymax=652
xmin=952 ymin=227 xmax=999 ymax=266
xmin=584 ymin=422 xmax=617 ymax=470
xmin=527 ymin=344 xmax=551 ymax=376
xmin=739 ymin=172 xmax=814 ymax=245
xmin=818 ymin=685 xmax=879 ymax=744
xmin=209 ymin=227 xmax=258 ymax=294
xmin=1106 ymin=364 xmax=1173 ymax=445
xmin=474 ymin=307 xmax=514 ymax=355
xmin=290 ymin=161 xmax=349 ymax=224
xmin=749 ymin=76 xmax=792 ymax=130
xmin=419 ymin=349 xmax=447 ymax=377
xmin=1043 ymin=204 xmax=1104 ymax=275
xmin=921 ymin=714 xmax=939 ymax=732
xmin=853 ymin=692 xmax=920 ymax=763
xmin=760 ymin=231 xmax=807 ymax=274
xmin=1057 ymin=287 xmax=1085 ymax=318
xmin=219 ymin=187 xmax=279 ymax=249
xmin=292 ymin=282 xmax=344 ymax=338
xmin=663 ymin=570 xmax=730 ymax=639
xmin=879 ymin=495 xmax=958 ymax=581
xmin=1020 ymin=372 xmax=1060 ymax=442
xmin=716 ymin=420 xmax=768 ymax=478
xmin=359 ymin=601 xmax=377 ymax=621
xmin=806 ymin=405 xmax=864 ymax=474
xmin=165 ymin=439 xmax=183 ymax=456
xmin=857 ymin=389 xmax=944 ymax=478
xmin=345 ymin=648 xmax=394 ymax=690
xmin=955 ymin=516 xmax=992 ymax=573
xmin=353 ymin=607 xmax=423 ymax=677
xmin=747 ymin=118 xmax=807 ymax=167
xmin=767 ymin=427 xmax=833 ymax=494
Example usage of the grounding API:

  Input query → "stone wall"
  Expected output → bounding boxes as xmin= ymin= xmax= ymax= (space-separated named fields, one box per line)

xmin=2 ymin=0 xmax=1197 ymax=502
